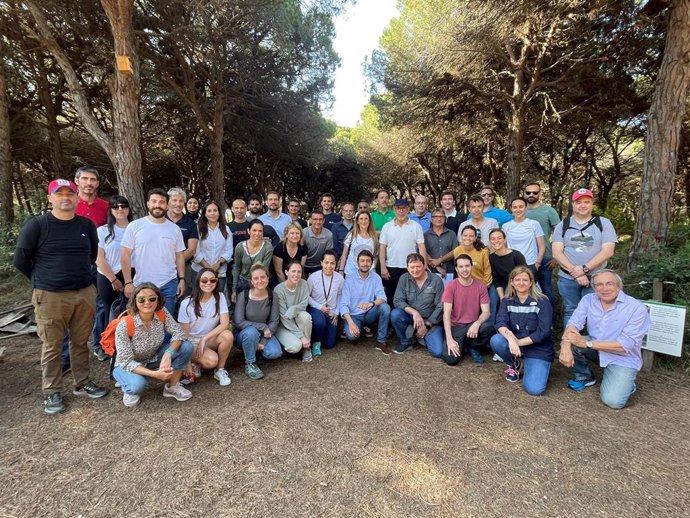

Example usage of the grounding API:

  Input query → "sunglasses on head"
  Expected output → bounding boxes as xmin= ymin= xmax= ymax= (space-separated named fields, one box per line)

xmin=200 ymin=277 xmax=218 ymax=284
xmin=111 ymin=203 xmax=129 ymax=209
xmin=136 ymin=296 xmax=158 ymax=303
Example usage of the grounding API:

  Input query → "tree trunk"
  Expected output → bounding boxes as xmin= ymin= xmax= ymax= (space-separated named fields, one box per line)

xmin=628 ymin=0 xmax=690 ymax=270
xmin=505 ymin=105 xmax=525 ymax=201
xmin=101 ymin=0 xmax=146 ymax=217
xmin=0 ymin=47 xmax=13 ymax=223
xmin=209 ymin=97 xmax=226 ymax=211
xmin=34 ymin=54 xmax=68 ymax=178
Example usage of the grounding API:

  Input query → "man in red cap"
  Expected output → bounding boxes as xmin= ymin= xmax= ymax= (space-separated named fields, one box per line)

xmin=14 ymin=179 xmax=108 ymax=415
xmin=552 ymin=188 xmax=617 ymax=326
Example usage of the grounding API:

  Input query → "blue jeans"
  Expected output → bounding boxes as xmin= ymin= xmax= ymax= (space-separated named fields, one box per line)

xmin=570 ymin=347 xmax=638 ymax=409
xmin=159 ymin=278 xmax=179 ymax=316
xmin=112 ymin=340 xmax=194 ymax=395
xmin=488 ymin=284 xmax=498 ymax=325
xmin=537 ymin=265 xmax=555 ymax=310
xmin=490 ymin=334 xmax=552 ymax=396
xmin=235 ymin=326 xmax=282 ymax=363
xmin=557 ymin=276 xmax=593 ymax=326
xmin=344 ymin=303 xmax=391 ymax=343
xmin=307 ymin=306 xmax=339 ymax=349
xmin=389 ymin=308 xmax=444 ymax=357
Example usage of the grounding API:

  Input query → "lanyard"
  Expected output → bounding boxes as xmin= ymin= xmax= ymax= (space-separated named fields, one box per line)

xmin=321 ymin=272 xmax=334 ymax=304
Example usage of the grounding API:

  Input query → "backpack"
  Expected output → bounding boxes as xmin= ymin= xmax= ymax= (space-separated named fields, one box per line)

xmin=100 ymin=309 xmax=166 ymax=357
xmin=561 ymin=215 xmax=603 ymax=238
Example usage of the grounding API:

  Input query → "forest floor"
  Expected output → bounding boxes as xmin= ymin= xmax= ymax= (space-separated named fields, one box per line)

xmin=1 ymin=332 xmax=689 ymax=518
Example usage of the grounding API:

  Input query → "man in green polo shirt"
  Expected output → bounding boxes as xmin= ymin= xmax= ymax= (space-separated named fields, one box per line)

xmin=371 ymin=190 xmax=395 ymax=233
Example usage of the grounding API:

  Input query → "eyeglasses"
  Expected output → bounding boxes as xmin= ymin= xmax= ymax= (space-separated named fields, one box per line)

xmin=200 ymin=278 xmax=218 ymax=284
xmin=481 ymin=193 xmax=494 ymax=198
xmin=593 ymin=282 xmax=617 ymax=289
xmin=524 ymin=191 xmax=540 ymax=195
xmin=432 ymin=215 xmax=445 ymax=218
xmin=136 ymin=296 xmax=158 ymax=303
xmin=111 ymin=204 xmax=129 ymax=209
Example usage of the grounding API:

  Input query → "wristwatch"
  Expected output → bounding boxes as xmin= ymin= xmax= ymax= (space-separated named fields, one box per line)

xmin=585 ymin=340 xmax=593 ymax=349
xmin=582 ymin=264 xmax=590 ymax=274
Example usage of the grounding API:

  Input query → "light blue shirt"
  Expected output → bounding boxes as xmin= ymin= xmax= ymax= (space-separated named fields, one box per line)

xmin=258 ymin=211 xmax=292 ymax=239
xmin=409 ymin=212 xmax=432 ymax=233
xmin=568 ymin=290 xmax=651 ymax=371
xmin=340 ymin=270 xmax=386 ymax=317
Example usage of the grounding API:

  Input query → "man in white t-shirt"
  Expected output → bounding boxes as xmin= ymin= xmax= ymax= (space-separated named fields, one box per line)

xmin=379 ymin=199 xmax=427 ymax=305
xmin=121 ymin=188 xmax=186 ymax=315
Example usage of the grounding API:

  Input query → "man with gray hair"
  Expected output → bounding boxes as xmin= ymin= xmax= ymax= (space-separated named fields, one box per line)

xmin=559 ymin=269 xmax=650 ymax=409
xmin=166 ymin=187 xmax=198 ymax=298
xmin=409 ymin=195 xmax=431 ymax=232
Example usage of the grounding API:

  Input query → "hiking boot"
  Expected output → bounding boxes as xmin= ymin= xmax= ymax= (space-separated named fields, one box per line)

xmin=122 ymin=393 xmax=140 ymax=408
xmin=302 ymin=349 xmax=313 ymax=363
xmin=73 ymin=380 xmax=108 ymax=399
xmin=163 ymin=382 xmax=192 ymax=401
xmin=363 ymin=326 xmax=374 ymax=338
xmin=394 ymin=342 xmax=412 ymax=354
xmin=312 ymin=342 xmax=322 ymax=356
xmin=44 ymin=392 xmax=65 ymax=415
xmin=567 ymin=378 xmax=596 ymax=392
xmin=470 ymin=349 xmax=485 ymax=364
xmin=504 ymin=366 xmax=520 ymax=383
xmin=214 ymin=368 xmax=232 ymax=386
xmin=376 ymin=342 xmax=393 ymax=355
xmin=245 ymin=362 xmax=265 ymax=380
xmin=93 ymin=347 xmax=109 ymax=362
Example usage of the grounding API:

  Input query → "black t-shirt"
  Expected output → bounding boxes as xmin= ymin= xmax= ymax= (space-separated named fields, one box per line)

xmin=228 ymin=220 xmax=250 ymax=246
xmin=273 ymin=242 xmax=308 ymax=274
xmin=445 ymin=212 xmax=465 ymax=235
xmin=489 ymin=250 xmax=527 ymax=291
xmin=263 ymin=224 xmax=280 ymax=248
xmin=14 ymin=213 xmax=98 ymax=291
xmin=167 ymin=213 xmax=199 ymax=248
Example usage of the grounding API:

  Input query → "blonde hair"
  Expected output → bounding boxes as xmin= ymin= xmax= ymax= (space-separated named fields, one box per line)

xmin=504 ymin=266 xmax=545 ymax=300
xmin=281 ymin=222 xmax=304 ymax=244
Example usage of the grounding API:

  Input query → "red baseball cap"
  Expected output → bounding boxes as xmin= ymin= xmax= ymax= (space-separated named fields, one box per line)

xmin=48 ymin=179 xmax=78 ymax=195
xmin=571 ymin=188 xmax=593 ymax=201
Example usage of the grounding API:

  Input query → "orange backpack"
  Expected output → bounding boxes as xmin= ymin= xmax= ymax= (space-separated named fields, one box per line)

xmin=100 ymin=309 xmax=166 ymax=356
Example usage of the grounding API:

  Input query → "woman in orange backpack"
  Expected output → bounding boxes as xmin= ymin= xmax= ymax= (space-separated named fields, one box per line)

xmin=112 ymin=282 xmax=194 ymax=408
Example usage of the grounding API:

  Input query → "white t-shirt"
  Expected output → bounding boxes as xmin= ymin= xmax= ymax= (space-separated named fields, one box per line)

xmin=502 ymin=218 xmax=544 ymax=264
xmin=97 ymin=225 xmax=127 ymax=275
xmin=343 ymin=234 xmax=376 ymax=277
xmin=379 ymin=219 xmax=424 ymax=268
xmin=178 ymin=294 xmax=229 ymax=340
xmin=121 ymin=217 xmax=185 ymax=287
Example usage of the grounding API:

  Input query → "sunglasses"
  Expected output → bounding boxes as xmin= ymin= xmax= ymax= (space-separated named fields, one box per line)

xmin=111 ymin=204 xmax=130 ymax=209
xmin=524 ymin=191 xmax=540 ymax=195
xmin=199 ymin=278 xmax=218 ymax=284
xmin=136 ymin=296 xmax=158 ymax=303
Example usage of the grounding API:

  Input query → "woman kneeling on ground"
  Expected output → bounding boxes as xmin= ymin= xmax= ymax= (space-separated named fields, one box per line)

xmin=307 ymin=249 xmax=344 ymax=355
xmin=178 ymin=268 xmax=234 ymax=386
xmin=234 ymin=264 xmax=282 ymax=380
xmin=113 ymin=282 xmax=194 ymax=407
xmin=274 ymin=260 xmax=313 ymax=362
xmin=490 ymin=266 xmax=554 ymax=395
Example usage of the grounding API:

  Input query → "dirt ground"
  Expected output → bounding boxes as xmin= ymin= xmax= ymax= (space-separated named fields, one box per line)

xmin=1 ymin=334 xmax=689 ymax=518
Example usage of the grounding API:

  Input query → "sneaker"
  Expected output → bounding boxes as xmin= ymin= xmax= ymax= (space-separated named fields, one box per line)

xmin=214 ymin=368 xmax=232 ymax=386
xmin=114 ymin=381 xmax=121 ymax=388
xmin=504 ymin=366 xmax=520 ymax=383
xmin=245 ymin=362 xmax=265 ymax=380
xmin=312 ymin=342 xmax=322 ymax=356
xmin=73 ymin=380 xmax=108 ymax=399
xmin=44 ymin=392 xmax=65 ymax=415
xmin=122 ymin=393 xmax=140 ymax=408
xmin=163 ymin=382 xmax=192 ymax=401
xmin=302 ymin=350 xmax=313 ymax=363
xmin=93 ymin=347 xmax=109 ymax=362
xmin=394 ymin=342 xmax=412 ymax=354
xmin=567 ymin=378 xmax=597 ymax=392
xmin=376 ymin=342 xmax=393 ymax=355
xmin=492 ymin=353 xmax=503 ymax=362
xmin=513 ymin=356 xmax=523 ymax=374
xmin=192 ymin=363 xmax=202 ymax=378
xmin=470 ymin=349 xmax=485 ymax=364
xmin=363 ymin=326 xmax=374 ymax=338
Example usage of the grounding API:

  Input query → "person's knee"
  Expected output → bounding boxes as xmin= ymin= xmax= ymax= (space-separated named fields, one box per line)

xmin=442 ymin=354 xmax=460 ymax=366
xmin=219 ymin=330 xmax=234 ymax=348
xmin=296 ymin=311 xmax=312 ymax=326
xmin=240 ymin=327 xmax=260 ymax=346
xmin=262 ymin=341 xmax=283 ymax=360
xmin=177 ymin=340 xmax=194 ymax=363
xmin=600 ymin=390 xmax=629 ymax=410
xmin=199 ymin=350 xmax=218 ymax=369
xmin=490 ymin=333 xmax=506 ymax=351
xmin=390 ymin=308 xmax=405 ymax=324
xmin=523 ymin=380 xmax=547 ymax=397
xmin=379 ymin=303 xmax=391 ymax=316
xmin=428 ymin=342 xmax=443 ymax=358
xmin=128 ymin=375 xmax=148 ymax=395
xmin=282 ymin=338 xmax=302 ymax=354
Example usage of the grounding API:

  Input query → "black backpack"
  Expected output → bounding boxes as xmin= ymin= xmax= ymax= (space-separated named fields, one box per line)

xmin=561 ymin=215 xmax=603 ymax=238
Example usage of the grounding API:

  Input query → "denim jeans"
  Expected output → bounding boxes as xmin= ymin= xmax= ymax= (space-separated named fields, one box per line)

xmin=488 ymin=284 xmax=498 ymax=325
xmin=112 ymin=340 xmax=194 ymax=395
xmin=159 ymin=278 xmax=179 ymax=316
xmin=441 ymin=320 xmax=494 ymax=365
xmin=307 ymin=306 xmax=339 ymax=349
xmin=344 ymin=303 xmax=391 ymax=343
xmin=537 ymin=265 xmax=556 ymax=311
xmin=571 ymin=346 xmax=638 ymax=409
xmin=557 ymin=276 xmax=593 ymax=326
xmin=235 ymin=326 xmax=283 ymax=363
xmin=490 ymin=334 xmax=552 ymax=396
xmin=389 ymin=308 xmax=444 ymax=357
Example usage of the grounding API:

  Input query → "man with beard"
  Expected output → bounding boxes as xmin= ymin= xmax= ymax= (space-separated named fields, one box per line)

xmin=287 ymin=199 xmax=308 ymax=228
xmin=247 ymin=194 xmax=279 ymax=246
xmin=259 ymin=191 xmax=292 ymax=237
xmin=14 ymin=179 xmax=107 ymax=415
xmin=320 ymin=193 xmax=342 ymax=232
xmin=228 ymin=199 xmax=251 ymax=246
xmin=121 ymin=189 xmax=186 ymax=315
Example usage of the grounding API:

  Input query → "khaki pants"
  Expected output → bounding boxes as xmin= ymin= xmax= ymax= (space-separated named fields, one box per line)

xmin=275 ymin=311 xmax=313 ymax=353
xmin=32 ymin=285 xmax=97 ymax=394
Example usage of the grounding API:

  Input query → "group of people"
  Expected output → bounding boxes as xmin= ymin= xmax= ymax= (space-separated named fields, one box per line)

xmin=14 ymin=168 xmax=651 ymax=415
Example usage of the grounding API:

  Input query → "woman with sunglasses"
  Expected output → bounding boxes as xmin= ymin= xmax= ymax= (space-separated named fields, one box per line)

xmin=193 ymin=200 xmax=233 ymax=292
xmin=94 ymin=195 xmax=133 ymax=360
xmin=339 ymin=211 xmax=378 ymax=277
xmin=178 ymin=268 xmax=234 ymax=386
xmin=274 ymin=260 xmax=313 ymax=362
xmin=112 ymin=282 xmax=194 ymax=407
xmin=231 ymin=219 xmax=273 ymax=304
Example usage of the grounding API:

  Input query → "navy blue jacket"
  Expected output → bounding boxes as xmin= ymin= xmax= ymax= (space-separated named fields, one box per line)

xmin=495 ymin=295 xmax=554 ymax=361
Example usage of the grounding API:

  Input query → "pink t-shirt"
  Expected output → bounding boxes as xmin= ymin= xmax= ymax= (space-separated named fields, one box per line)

xmin=442 ymin=279 xmax=489 ymax=325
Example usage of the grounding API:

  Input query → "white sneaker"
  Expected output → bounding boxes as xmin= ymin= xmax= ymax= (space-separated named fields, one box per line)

xmin=492 ymin=353 xmax=503 ymax=362
xmin=163 ymin=382 xmax=192 ymax=401
xmin=192 ymin=363 xmax=202 ymax=378
xmin=122 ymin=393 xmax=140 ymax=408
xmin=214 ymin=368 xmax=232 ymax=386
